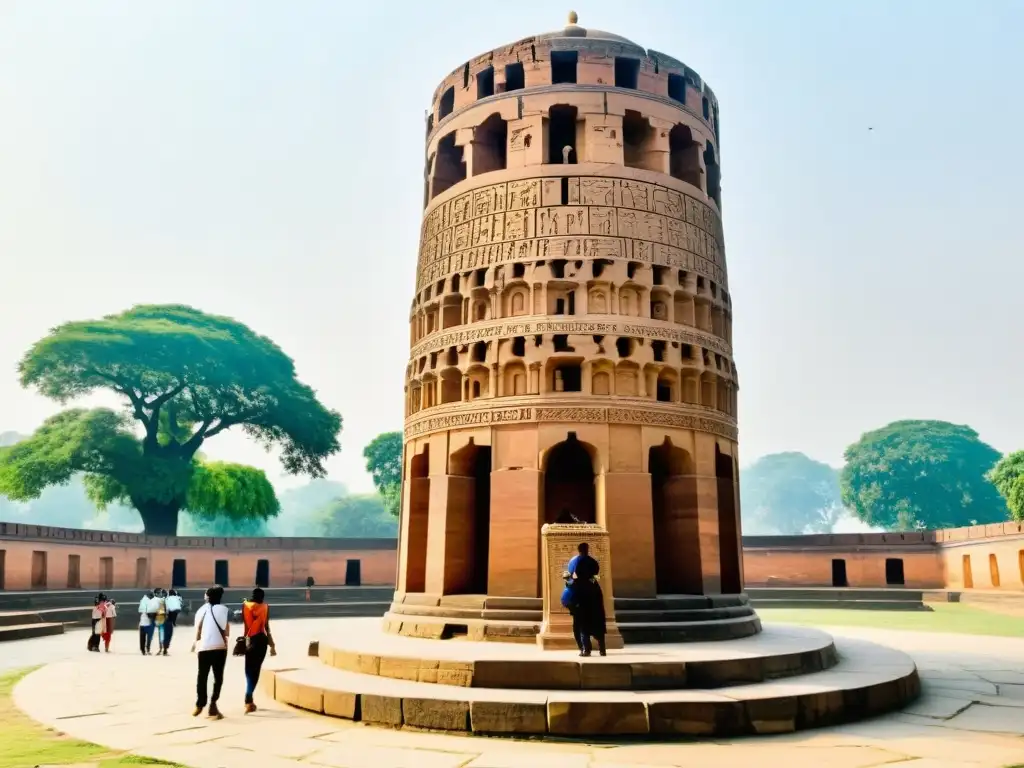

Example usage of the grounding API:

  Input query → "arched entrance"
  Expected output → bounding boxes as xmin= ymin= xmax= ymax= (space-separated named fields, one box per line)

xmin=716 ymin=445 xmax=741 ymax=593
xmin=649 ymin=438 xmax=703 ymax=594
xmin=449 ymin=440 xmax=492 ymax=594
xmin=543 ymin=433 xmax=596 ymax=525
xmin=404 ymin=445 xmax=430 ymax=593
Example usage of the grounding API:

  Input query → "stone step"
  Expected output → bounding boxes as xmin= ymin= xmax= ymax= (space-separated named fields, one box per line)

xmin=0 ymin=622 xmax=65 ymax=642
xmin=620 ymin=614 xmax=762 ymax=643
xmin=265 ymin=634 xmax=919 ymax=737
xmin=318 ymin=623 xmax=838 ymax=690
xmin=231 ymin=602 xmax=390 ymax=620
xmin=0 ymin=607 xmax=93 ymax=627
xmin=751 ymin=599 xmax=929 ymax=611
xmin=746 ymin=588 xmax=924 ymax=602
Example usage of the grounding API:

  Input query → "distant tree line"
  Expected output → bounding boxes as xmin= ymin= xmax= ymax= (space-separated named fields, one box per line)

xmin=743 ymin=419 xmax=1019 ymax=534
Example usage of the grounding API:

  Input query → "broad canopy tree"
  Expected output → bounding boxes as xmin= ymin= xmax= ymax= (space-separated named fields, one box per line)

xmin=0 ymin=305 xmax=342 ymax=535
xmin=740 ymin=452 xmax=843 ymax=535
xmin=988 ymin=451 xmax=1024 ymax=522
xmin=839 ymin=420 xmax=1007 ymax=530
xmin=363 ymin=431 xmax=402 ymax=516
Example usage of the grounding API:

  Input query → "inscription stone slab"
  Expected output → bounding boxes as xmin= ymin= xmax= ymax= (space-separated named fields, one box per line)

xmin=537 ymin=523 xmax=624 ymax=651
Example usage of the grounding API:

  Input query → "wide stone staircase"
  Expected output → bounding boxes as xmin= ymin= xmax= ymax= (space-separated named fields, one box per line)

xmin=262 ymin=616 xmax=920 ymax=738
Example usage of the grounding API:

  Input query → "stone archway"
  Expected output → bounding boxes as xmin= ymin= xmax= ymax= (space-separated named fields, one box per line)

xmin=449 ymin=440 xmax=493 ymax=594
xmin=403 ymin=445 xmax=430 ymax=593
xmin=716 ymin=445 xmax=742 ymax=593
xmin=648 ymin=438 xmax=703 ymax=594
xmin=543 ymin=433 xmax=596 ymax=525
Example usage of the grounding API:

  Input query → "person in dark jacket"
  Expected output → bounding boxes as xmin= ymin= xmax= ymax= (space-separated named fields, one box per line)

xmin=565 ymin=543 xmax=607 ymax=656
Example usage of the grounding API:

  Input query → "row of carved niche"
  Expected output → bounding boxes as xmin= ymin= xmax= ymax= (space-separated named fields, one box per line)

xmin=404 ymin=359 xmax=738 ymax=418
xmin=429 ymin=37 xmax=717 ymax=139
xmin=410 ymin=289 xmax=733 ymax=349
xmin=411 ymin=260 xmax=731 ymax=312
xmin=405 ymin=334 xmax=737 ymax=382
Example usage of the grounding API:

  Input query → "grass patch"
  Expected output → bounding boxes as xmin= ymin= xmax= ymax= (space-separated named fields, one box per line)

xmin=758 ymin=602 xmax=1024 ymax=637
xmin=0 ymin=667 xmax=184 ymax=768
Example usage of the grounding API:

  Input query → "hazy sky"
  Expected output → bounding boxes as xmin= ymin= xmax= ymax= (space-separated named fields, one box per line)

xmin=1 ymin=1 xmax=1021 ymax=493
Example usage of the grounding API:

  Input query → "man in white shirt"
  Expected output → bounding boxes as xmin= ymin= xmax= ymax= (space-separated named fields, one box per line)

xmin=192 ymin=585 xmax=230 ymax=719
xmin=163 ymin=589 xmax=183 ymax=654
xmin=138 ymin=590 xmax=156 ymax=655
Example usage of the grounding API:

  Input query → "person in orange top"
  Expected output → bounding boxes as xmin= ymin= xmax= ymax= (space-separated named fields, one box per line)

xmin=241 ymin=587 xmax=276 ymax=713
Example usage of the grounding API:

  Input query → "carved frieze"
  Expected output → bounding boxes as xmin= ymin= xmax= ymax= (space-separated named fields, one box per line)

xmin=405 ymin=402 xmax=737 ymax=441
xmin=417 ymin=176 xmax=727 ymax=291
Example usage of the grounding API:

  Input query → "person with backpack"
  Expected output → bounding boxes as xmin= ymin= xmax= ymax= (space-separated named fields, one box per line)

xmin=191 ymin=585 xmax=230 ymax=720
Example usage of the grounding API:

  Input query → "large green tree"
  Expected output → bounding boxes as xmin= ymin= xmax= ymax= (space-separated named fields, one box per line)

xmin=988 ymin=451 xmax=1024 ymax=522
xmin=0 ymin=305 xmax=342 ymax=535
xmin=315 ymin=493 xmax=398 ymax=538
xmin=840 ymin=420 xmax=1007 ymax=530
xmin=363 ymin=431 xmax=401 ymax=516
xmin=740 ymin=452 xmax=843 ymax=535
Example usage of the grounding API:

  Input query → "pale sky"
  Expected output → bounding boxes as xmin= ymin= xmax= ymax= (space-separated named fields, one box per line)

xmin=1 ymin=1 xmax=1021 ymax=494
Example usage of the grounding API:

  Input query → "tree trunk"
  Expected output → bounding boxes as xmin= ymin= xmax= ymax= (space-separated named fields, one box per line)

xmin=135 ymin=500 xmax=182 ymax=536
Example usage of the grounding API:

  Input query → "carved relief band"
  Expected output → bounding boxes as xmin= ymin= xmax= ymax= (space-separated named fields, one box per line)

xmin=417 ymin=176 xmax=727 ymax=291
xmin=409 ymin=316 xmax=732 ymax=360
xmin=404 ymin=399 xmax=737 ymax=441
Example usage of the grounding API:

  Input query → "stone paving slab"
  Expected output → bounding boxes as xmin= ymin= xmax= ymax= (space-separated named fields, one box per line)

xmin=11 ymin=621 xmax=1024 ymax=767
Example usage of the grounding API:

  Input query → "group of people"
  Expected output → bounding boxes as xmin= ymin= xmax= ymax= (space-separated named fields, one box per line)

xmin=191 ymin=585 xmax=277 ymax=719
xmin=86 ymin=584 xmax=277 ymax=719
xmin=138 ymin=588 xmax=185 ymax=655
xmin=561 ymin=542 xmax=608 ymax=656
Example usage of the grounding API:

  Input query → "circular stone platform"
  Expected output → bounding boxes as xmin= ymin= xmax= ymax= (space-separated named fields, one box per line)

xmin=267 ymin=618 xmax=921 ymax=737
xmin=321 ymin=617 xmax=836 ymax=690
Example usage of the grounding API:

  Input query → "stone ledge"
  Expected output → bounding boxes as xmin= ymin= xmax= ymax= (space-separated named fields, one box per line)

xmin=272 ymin=635 xmax=921 ymax=737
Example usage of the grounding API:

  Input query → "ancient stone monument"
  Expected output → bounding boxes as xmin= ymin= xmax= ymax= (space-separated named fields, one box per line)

xmin=265 ymin=16 xmax=922 ymax=737
xmin=388 ymin=12 xmax=755 ymax=644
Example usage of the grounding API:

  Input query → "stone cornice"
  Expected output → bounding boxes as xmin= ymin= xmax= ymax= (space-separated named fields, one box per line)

xmin=403 ymin=396 xmax=738 ymax=441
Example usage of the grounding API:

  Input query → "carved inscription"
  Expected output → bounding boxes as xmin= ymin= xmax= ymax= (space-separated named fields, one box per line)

xmin=418 ymin=177 xmax=727 ymax=290
xmin=405 ymin=404 xmax=738 ymax=441
xmin=410 ymin=318 xmax=731 ymax=360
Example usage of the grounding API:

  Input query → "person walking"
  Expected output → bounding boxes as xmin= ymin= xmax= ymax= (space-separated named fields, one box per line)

xmin=101 ymin=598 xmax=117 ymax=652
xmin=192 ymin=585 xmax=230 ymax=720
xmin=138 ymin=590 xmax=156 ymax=655
xmin=241 ymin=587 xmax=277 ymax=713
xmin=150 ymin=589 xmax=167 ymax=654
xmin=88 ymin=594 xmax=105 ymax=652
xmin=163 ymin=589 xmax=183 ymax=654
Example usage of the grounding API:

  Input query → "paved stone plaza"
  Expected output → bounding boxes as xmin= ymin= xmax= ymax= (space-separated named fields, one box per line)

xmin=10 ymin=619 xmax=1024 ymax=767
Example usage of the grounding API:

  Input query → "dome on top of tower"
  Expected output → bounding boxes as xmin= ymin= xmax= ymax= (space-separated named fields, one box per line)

xmin=537 ymin=11 xmax=639 ymax=47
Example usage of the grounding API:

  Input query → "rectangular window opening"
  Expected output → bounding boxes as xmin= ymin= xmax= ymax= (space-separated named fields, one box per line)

xmin=614 ymin=57 xmax=640 ymax=89
xmin=477 ymin=66 xmax=494 ymax=98
xmin=551 ymin=50 xmax=578 ymax=84
xmin=172 ymin=559 xmax=187 ymax=588
xmin=884 ymin=558 xmax=905 ymax=586
xmin=214 ymin=559 xmax=229 ymax=587
xmin=831 ymin=558 xmax=848 ymax=587
xmin=505 ymin=62 xmax=525 ymax=92
xmin=668 ymin=73 xmax=686 ymax=104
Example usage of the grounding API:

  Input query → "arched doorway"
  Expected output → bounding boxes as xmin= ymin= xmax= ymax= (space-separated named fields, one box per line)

xmin=543 ymin=434 xmax=596 ymax=525
xmin=449 ymin=440 xmax=492 ymax=594
xmin=649 ymin=438 xmax=703 ymax=594
xmin=716 ymin=445 xmax=741 ymax=593
xmin=404 ymin=446 xmax=430 ymax=593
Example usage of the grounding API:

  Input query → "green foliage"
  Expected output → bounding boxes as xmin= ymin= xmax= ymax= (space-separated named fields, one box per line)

xmin=740 ymin=452 xmax=843 ymax=534
xmin=363 ymin=431 xmax=402 ymax=516
xmin=186 ymin=461 xmax=279 ymax=523
xmin=5 ymin=304 xmax=342 ymax=533
xmin=314 ymin=493 xmax=398 ymax=538
xmin=839 ymin=420 xmax=1007 ymax=530
xmin=988 ymin=451 xmax=1024 ymax=522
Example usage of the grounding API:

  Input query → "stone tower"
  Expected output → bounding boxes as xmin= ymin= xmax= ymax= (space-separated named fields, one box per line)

xmin=392 ymin=14 xmax=752 ymax=641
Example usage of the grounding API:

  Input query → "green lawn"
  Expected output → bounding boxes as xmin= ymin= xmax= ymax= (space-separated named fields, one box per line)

xmin=758 ymin=602 xmax=1024 ymax=637
xmin=0 ymin=667 xmax=184 ymax=768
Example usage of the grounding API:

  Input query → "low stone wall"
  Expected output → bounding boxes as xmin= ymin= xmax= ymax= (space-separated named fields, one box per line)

xmin=0 ymin=523 xmax=397 ymax=590
xmin=1 ymin=520 xmax=1022 ymax=592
